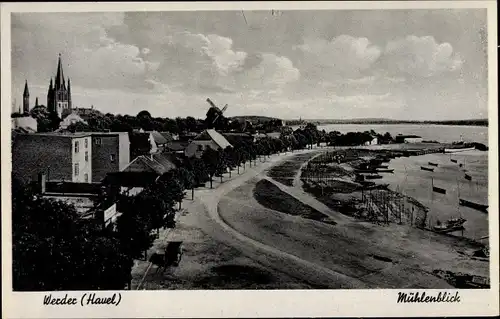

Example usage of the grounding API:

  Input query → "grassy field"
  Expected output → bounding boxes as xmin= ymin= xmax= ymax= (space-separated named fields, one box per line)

xmin=266 ymin=152 xmax=320 ymax=186
xmin=254 ymin=179 xmax=336 ymax=225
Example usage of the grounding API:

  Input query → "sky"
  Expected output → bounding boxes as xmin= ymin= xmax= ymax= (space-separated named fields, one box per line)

xmin=11 ymin=9 xmax=488 ymax=120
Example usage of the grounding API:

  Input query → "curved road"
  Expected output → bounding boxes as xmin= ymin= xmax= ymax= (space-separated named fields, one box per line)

xmin=193 ymin=148 xmax=368 ymax=288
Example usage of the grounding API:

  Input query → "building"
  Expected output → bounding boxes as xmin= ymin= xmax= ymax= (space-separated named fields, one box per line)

xmin=160 ymin=131 xmax=178 ymax=141
xmin=11 ymin=116 xmax=38 ymax=132
xmin=12 ymin=132 xmax=92 ymax=184
xmin=59 ymin=112 xmax=88 ymax=130
xmin=364 ymin=136 xmax=378 ymax=146
xmin=395 ymin=134 xmax=423 ymax=143
xmin=222 ymin=132 xmax=255 ymax=146
xmin=145 ymin=130 xmax=170 ymax=151
xmin=104 ymin=153 xmax=177 ymax=196
xmin=90 ymin=132 xmax=130 ymax=183
xmin=35 ymin=173 xmax=119 ymax=228
xmin=184 ymin=129 xmax=232 ymax=158
xmin=47 ymin=54 xmax=72 ymax=118
xmin=165 ymin=141 xmax=190 ymax=154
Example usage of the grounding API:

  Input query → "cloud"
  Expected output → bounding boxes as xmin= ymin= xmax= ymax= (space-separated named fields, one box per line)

xmin=383 ymin=35 xmax=463 ymax=77
xmin=153 ymin=30 xmax=299 ymax=94
xmin=295 ymin=35 xmax=382 ymax=77
xmin=71 ymin=34 xmax=153 ymax=89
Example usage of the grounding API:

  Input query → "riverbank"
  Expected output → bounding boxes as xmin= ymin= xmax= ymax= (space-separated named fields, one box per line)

xmin=256 ymin=151 xmax=489 ymax=288
xmin=299 ymin=145 xmax=489 ymax=242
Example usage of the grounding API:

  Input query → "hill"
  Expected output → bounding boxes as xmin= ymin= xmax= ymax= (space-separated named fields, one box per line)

xmin=230 ymin=115 xmax=281 ymax=123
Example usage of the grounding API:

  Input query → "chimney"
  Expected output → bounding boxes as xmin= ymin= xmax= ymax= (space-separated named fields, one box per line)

xmin=38 ymin=173 xmax=46 ymax=194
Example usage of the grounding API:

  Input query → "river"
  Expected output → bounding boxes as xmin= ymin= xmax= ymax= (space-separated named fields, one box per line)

xmin=315 ymin=124 xmax=488 ymax=145
xmin=297 ymin=123 xmax=490 ymax=241
xmin=373 ymin=149 xmax=489 ymax=241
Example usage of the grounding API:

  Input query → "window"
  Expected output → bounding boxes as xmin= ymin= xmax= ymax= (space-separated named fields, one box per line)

xmin=110 ymin=154 xmax=116 ymax=162
xmin=95 ymin=138 xmax=102 ymax=145
xmin=85 ymin=151 xmax=89 ymax=162
xmin=74 ymin=141 xmax=79 ymax=153
xmin=84 ymin=173 xmax=89 ymax=183
xmin=74 ymin=163 xmax=79 ymax=176
xmin=85 ymin=139 xmax=88 ymax=149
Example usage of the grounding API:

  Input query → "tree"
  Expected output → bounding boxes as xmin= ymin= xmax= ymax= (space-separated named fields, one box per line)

xmin=67 ymin=121 xmax=91 ymax=132
xmin=12 ymin=180 xmax=132 ymax=290
xmin=185 ymin=116 xmax=198 ymax=132
xmin=177 ymin=167 xmax=195 ymax=200
xmin=116 ymin=197 xmax=156 ymax=261
xmin=202 ymin=147 xmax=222 ymax=188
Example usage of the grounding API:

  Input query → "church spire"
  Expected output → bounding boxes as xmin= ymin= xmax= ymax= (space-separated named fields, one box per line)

xmin=55 ymin=53 xmax=65 ymax=90
xmin=23 ymin=80 xmax=30 ymax=113
xmin=23 ymin=80 xmax=29 ymax=97
xmin=35 ymin=97 xmax=39 ymax=107
xmin=68 ymin=78 xmax=72 ymax=109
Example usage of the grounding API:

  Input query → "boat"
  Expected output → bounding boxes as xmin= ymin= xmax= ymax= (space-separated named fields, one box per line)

xmin=421 ymin=166 xmax=434 ymax=172
xmin=355 ymin=169 xmax=377 ymax=173
xmin=433 ymin=217 xmax=467 ymax=233
xmin=459 ymin=198 xmax=488 ymax=213
xmin=464 ymin=174 xmax=472 ymax=181
xmin=365 ymin=174 xmax=383 ymax=180
xmin=450 ymin=159 xmax=458 ymax=163
xmin=432 ymin=186 xmax=447 ymax=194
xmin=377 ymin=164 xmax=389 ymax=169
xmin=428 ymin=162 xmax=439 ymax=167
xmin=376 ymin=168 xmax=394 ymax=173
xmin=444 ymin=147 xmax=476 ymax=153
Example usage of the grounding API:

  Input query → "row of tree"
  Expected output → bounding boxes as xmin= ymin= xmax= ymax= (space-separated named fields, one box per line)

xmin=25 ymin=105 xmax=286 ymax=134
xmin=13 ymin=120 xmax=396 ymax=290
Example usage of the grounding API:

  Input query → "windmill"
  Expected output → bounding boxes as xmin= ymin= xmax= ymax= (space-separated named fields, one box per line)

xmin=206 ymin=98 xmax=229 ymax=127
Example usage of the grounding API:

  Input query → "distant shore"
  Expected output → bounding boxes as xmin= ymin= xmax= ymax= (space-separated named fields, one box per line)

xmin=288 ymin=120 xmax=488 ymax=127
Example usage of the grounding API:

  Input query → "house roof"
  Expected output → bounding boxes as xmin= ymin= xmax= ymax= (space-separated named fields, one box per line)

xmin=151 ymin=153 xmax=177 ymax=172
xmin=166 ymin=141 xmax=189 ymax=152
xmin=146 ymin=131 xmax=169 ymax=145
xmin=194 ymin=129 xmax=232 ymax=149
xmin=123 ymin=153 xmax=176 ymax=176
xmin=159 ymin=131 xmax=175 ymax=141
xmin=123 ymin=156 xmax=164 ymax=175
xmin=26 ymin=132 xmax=91 ymax=138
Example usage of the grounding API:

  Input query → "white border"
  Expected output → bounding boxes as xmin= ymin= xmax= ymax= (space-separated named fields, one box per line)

xmin=2 ymin=2 xmax=498 ymax=318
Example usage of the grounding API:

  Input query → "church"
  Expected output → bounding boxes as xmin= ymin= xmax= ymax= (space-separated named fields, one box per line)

xmin=46 ymin=54 xmax=72 ymax=118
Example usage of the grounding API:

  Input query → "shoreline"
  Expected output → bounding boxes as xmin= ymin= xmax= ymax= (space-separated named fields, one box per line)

xmin=299 ymin=145 xmax=489 ymax=244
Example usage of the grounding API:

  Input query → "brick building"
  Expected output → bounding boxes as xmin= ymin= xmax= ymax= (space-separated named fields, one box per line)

xmin=12 ymin=132 xmax=92 ymax=184
xmin=90 ymin=132 xmax=130 ymax=182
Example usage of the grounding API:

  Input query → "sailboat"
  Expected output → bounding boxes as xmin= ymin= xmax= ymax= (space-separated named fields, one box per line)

xmin=432 ymin=178 xmax=466 ymax=234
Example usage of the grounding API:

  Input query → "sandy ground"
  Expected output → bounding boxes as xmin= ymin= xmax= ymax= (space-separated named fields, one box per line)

xmin=219 ymin=174 xmax=488 ymax=288
xmin=132 ymin=146 xmax=488 ymax=290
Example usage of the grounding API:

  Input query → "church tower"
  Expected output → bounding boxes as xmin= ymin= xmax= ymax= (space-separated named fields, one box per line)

xmin=23 ymin=80 xmax=30 ymax=114
xmin=47 ymin=54 xmax=72 ymax=118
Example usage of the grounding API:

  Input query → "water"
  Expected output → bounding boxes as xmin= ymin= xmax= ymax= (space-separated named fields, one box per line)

xmin=379 ymin=150 xmax=489 ymax=241
xmin=315 ymin=124 xmax=488 ymax=145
